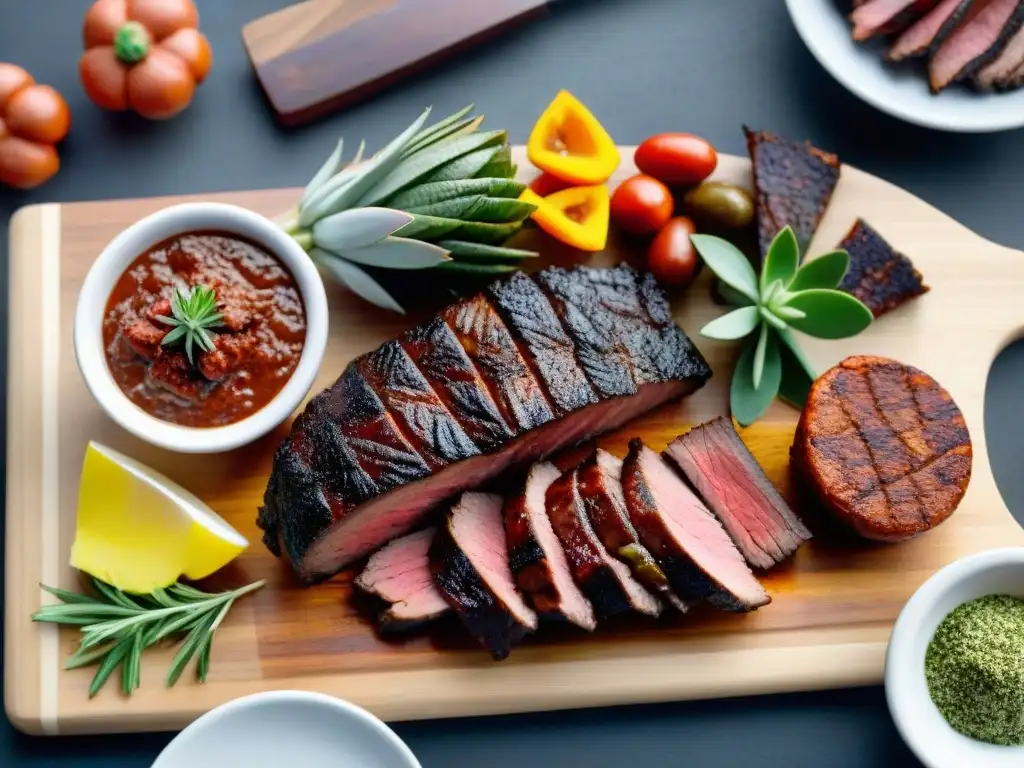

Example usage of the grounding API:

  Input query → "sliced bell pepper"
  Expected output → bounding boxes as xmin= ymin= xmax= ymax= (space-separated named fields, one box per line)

xmin=520 ymin=185 xmax=610 ymax=252
xmin=527 ymin=90 xmax=620 ymax=185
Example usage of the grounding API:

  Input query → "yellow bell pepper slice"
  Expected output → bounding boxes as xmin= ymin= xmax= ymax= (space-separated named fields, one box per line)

xmin=520 ymin=184 xmax=610 ymax=252
xmin=527 ymin=90 xmax=620 ymax=185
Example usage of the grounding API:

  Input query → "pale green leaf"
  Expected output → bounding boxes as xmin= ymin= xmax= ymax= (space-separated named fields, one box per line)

xmin=776 ymin=327 xmax=817 ymax=382
xmin=313 ymin=250 xmax=406 ymax=314
xmin=394 ymin=213 xmax=464 ymax=241
xmin=730 ymin=331 xmax=782 ymax=427
xmin=406 ymin=104 xmax=475 ymax=152
xmin=753 ymin=323 xmax=768 ymax=390
xmin=437 ymin=240 xmax=538 ymax=262
xmin=299 ymin=138 xmax=344 ymax=209
xmin=788 ymin=249 xmax=850 ymax=292
xmin=771 ymin=305 xmax=806 ymax=322
xmin=783 ymin=289 xmax=873 ymax=339
xmin=760 ymin=226 xmax=799 ymax=294
xmin=404 ymin=115 xmax=485 ymax=157
xmin=700 ymin=306 xmax=760 ymax=340
xmin=759 ymin=305 xmax=788 ymax=330
xmin=311 ymin=207 xmax=414 ymax=252
xmin=387 ymin=178 xmax=524 ymax=209
xmin=716 ymin=281 xmax=756 ymax=307
xmin=778 ymin=338 xmax=815 ymax=410
xmin=690 ymin=234 xmax=759 ymax=303
xmin=339 ymin=237 xmax=450 ymax=270
xmin=425 ymin=146 xmax=502 ymax=183
xmin=89 ymin=636 xmax=131 ymax=698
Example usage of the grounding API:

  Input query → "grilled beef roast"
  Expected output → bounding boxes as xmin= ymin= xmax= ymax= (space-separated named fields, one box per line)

xmin=792 ymin=356 xmax=972 ymax=542
xmin=355 ymin=527 xmax=451 ymax=631
xmin=431 ymin=492 xmax=538 ymax=659
xmin=974 ymin=23 xmax=1024 ymax=86
xmin=928 ymin=0 xmax=1024 ymax=92
xmin=889 ymin=0 xmax=980 ymax=60
xmin=665 ymin=418 xmax=811 ymax=570
xmin=577 ymin=450 xmax=687 ymax=611
xmin=837 ymin=220 xmax=929 ymax=317
xmin=851 ymin=0 xmax=941 ymax=41
xmin=546 ymin=466 xmax=662 ymax=619
xmin=622 ymin=440 xmax=770 ymax=612
xmin=744 ymin=127 xmax=841 ymax=263
xmin=259 ymin=265 xmax=711 ymax=582
xmin=505 ymin=462 xmax=597 ymax=630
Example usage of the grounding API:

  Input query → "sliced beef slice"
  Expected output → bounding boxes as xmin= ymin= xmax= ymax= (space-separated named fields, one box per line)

xmin=546 ymin=466 xmax=662 ymax=618
xmin=665 ymin=418 xmax=811 ymax=570
xmin=837 ymin=219 xmax=929 ymax=317
xmin=505 ymin=462 xmax=596 ymax=630
xmin=851 ymin=0 xmax=942 ymax=41
xmin=355 ymin=340 xmax=479 ymax=470
xmin=928 ymin=0 xmax=1024 ymax=92
xmin=431 ymin=492 xmax=538 ymax=659
xmin=442 ymin=293 xmax=555 ymax=434
xmin=577 ymin=449 xmax=688 ymax=612
xmin=889 ymin=0 xmax=980 ymax=60
xmin=974 ymin=23 xmax=1024 ymax=87
xmin=744 ymin=127 xmax=840 ymax=263
xmin=621 ymin=440 xmax=770 ymax=612
xmin=487 ymin=271 xmax=598 ymax=415
xmin=355 ymin=527 xmax=451 ymax=632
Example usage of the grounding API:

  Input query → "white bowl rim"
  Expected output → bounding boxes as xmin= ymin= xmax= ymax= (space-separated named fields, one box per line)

xmin=150 ymin=690 xmax=422 ymax=768
xmin=886 ymin=547 xmax=1024 ymax=767
xmin=74 ymin=202 xmax=328 ymax=454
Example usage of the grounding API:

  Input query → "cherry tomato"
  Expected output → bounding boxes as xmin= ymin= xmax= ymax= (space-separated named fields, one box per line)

xmin=648 ymin=217 xmax=701 ymax=288
xmin=610 ymin=174 xmax=674 ymax=235
xmin=635 ymin=133 xmax=717 ymax=186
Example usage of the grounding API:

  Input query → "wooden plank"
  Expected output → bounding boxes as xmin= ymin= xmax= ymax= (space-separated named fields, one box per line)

xmin=6 ymin=148 xmax=1024 ymax=734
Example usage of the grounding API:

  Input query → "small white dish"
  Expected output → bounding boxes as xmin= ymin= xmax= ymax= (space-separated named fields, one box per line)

xmin=151 ymin=691 xmax=421 ymax=768
xmin=75 ymin=202 xmax=328 ymax=454
xmin=785 ymin=0 xmax=1024 ymax=132
xmin=885 ymin=547 xmax=1024 ymax=767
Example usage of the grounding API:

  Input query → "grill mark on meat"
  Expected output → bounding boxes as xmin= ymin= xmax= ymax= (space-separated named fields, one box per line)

xmin=487 ymin=271 xmax=599 ymax=415
xmin=442 ymin=294 xmax=555 ymax=434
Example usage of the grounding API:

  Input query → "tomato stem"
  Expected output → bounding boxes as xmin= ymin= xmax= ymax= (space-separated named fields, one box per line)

xmin=114 ymin=22 xmax=151 ymax=64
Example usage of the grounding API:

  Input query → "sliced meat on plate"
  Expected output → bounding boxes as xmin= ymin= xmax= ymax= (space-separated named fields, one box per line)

xmin=431 ymin=492 xmax=539 ymax=659
xmin=851 ymin=0 xmax=942 ymax=41
xmin=577 ymin=449 xmax=688 ymax=611
xmin=973 ymin=23 xmax=1024 ymax=86
xmin=889 ymin=0 xmax=979 ymax=60
xmin=621 ymin=440 xmax=770 ymax=612
xmin=665 ymin=418 xmax=811 ymax=570
xmin=505 ymin=462 xmax=597 ymax=630
xmin=928 ymin=0 xmax=1024 ymax=92
xmin=837 ymin=219 xmax=929 ymax=317
xmin=546 ymin=466 xmax=662 ymax=619
xmin=355 ymin=527 xmax=451 ymax=632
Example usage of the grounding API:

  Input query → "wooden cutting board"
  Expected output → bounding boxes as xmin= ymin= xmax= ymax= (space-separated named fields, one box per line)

xmin=6 ymin=148 xmax=1024 ymax=735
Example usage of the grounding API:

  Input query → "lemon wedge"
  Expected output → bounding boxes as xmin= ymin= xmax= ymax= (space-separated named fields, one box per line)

xmin=70 ymin=442 xmax=248 ymax=594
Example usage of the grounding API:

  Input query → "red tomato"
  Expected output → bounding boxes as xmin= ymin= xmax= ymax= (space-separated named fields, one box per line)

xmin=610 ymin=174 xmax=674 ymax=235
xmin=635 ymin=133 xmax=717 ymax=186
xmin=648 ymin=217 xmax=701 ymax=288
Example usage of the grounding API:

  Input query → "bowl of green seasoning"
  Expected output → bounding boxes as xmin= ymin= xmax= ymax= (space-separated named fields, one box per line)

xmin=886 ymin=547 xmax=1024 ymax=767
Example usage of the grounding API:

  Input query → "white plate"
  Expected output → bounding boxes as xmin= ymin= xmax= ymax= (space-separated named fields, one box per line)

xmin=785 ymin=0 xmax=1024 ymax=132
xmin=151 ymin=691 xmax=421 ymax=768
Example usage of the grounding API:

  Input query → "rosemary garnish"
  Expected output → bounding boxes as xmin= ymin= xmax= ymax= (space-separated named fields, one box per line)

xmin=33 ymin=577 xmax=265 ymax=697
xmin=155 ymin=285 xmax=223 ymax=364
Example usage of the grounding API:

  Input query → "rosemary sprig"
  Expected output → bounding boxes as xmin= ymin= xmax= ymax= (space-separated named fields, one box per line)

xmin=155 ymin=284 xmax=224 ymax=365
xmin=33 ymin=577 xmax=265 ymax=697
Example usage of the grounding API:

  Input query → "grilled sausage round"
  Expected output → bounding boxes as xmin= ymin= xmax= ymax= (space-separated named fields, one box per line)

xmin=791 ymin=356 xmax=971 ymax=542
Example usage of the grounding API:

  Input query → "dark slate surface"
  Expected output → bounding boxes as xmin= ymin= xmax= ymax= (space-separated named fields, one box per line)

xmin=4 ymin=1 xmax=1024 ymax=765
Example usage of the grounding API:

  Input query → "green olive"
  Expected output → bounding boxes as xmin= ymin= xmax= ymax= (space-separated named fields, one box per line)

xmin=682 ymin=182 xmax=755 ymax=230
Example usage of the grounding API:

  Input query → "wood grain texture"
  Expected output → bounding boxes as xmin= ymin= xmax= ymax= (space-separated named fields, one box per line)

xmin=5 ymin=148 xmax=1024 ymax=735
xmin=241 ymin=0 xmax=549 ymax=126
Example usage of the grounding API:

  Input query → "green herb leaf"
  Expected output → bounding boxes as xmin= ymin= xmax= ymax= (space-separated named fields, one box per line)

xmin=777 ymin=339 xmax=815 ymax=409
xmin=460 ymin=196 xmax=536 ymax=223
xmin=760 ymin=227 xmax=799 ymax=295
xmin=435 ymin=261 xmax=519 ymax=275
xmin=403 ymin=114 xmax=484 ymax=158
xmin=387 ymin=178 xmax=524 ymax=209
xmin=731 ymin=331 xmax=782 ymax=427
xmin=701 ymin=306 xmax=760 ymax=340
xmin=474 ymin=145 xmax=515 ymax=179
xmin=454 ymin=219 xmax=526 ymax=246
xmin=311 ymin=207 xmax=414 ymax=252
xmin=759 ymin=305 xmax=788 ymax=331
xmin=690 ymin=234 xmax=759 ymax=303
xmin=340 ymin=237 xmax=451 ymax=270
xmin=424 ymin=146 xmax=502 ymax=184
xmin=716 ymin=281 xmax=756 ymax=307
xmin=407 ymin=194 xmax=485 ymax=220
xmin=313 ymin=250 xmax=406 ymax=314
xmin=394 ymin=213 xmax=465 ymax=241
xmin=89 ymin=635 xmax=132 ymax=698
xmin=437 ymin=240 xmax=538 ymax=262
xmin=299 ymin=138 xmax=344 ymax=209
xmin=788 ymin=249 xmax=850 ymax=292
xmin=783 ymin=288 xmax=874 ymax=339
xmin=156 ymin=285 xmax=223 ymax=366
xmin=405 ymin=104 xmax=475 ymax=153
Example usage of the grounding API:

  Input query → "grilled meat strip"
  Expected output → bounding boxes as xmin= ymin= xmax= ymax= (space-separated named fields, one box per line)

xmin=355 ymin=527 xmax=451 ymax=632
xmin=505 ymin=462 xmax=597 ymax=630
xmin=744 ymin=127 xmax=841 ymax=263
xmin=546 ymin=466 xmax=662 ymax=619
xmin=259 ymin=265 xmax=712 ymax=582
xmin=431 ymin=493 xmax=538 ymax=660
xmin=665 ymin=418 xmax=811 ymax=570
xmin=851 ymin=0 xmax=941 ymax=41
xmin=577 ymin=450 xmax=687 ymax=612
xmin=622 ymin=440 xmax=770 ymax=612
xmin=928 ymin=0 xmax=1024 ymax=92
xmin=974 ymin=23 xmax=1024 ymax=87
xmin=837 ymin=219 xmax=929 ymax=317
xmin=889 ymin=0 xmax=980 ymax=60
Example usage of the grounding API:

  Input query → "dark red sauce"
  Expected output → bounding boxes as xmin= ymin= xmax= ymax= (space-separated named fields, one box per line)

xmin=103 ymin=231 xmax=307 ymax=428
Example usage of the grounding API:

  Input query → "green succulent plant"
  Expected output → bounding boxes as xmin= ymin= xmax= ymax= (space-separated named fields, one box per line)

xmin=277 ymin=105 xmax=538 ymax=314
xmin=691 ymin=226 xmax=874 ymax=426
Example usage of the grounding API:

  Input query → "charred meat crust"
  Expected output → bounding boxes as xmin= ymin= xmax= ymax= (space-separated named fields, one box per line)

xmin=928 ymin=0 xmax=1024 ymax=92
xmin=850 ymin=0 xmax=942 ymax=41
xmin=837 ymin=220 xmax=929 ymax=317
xmin=792 ymin=356 xmax=972 ymax=541
xmin=888 ymin=0 xmax=978 ymax=60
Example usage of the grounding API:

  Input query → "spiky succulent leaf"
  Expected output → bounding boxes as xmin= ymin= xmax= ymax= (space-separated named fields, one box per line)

xmin=462 ymin=197 xmax=536 ymax=223
xmin=406 ymin=104 xmax=474 ymax=152
xmin=395 ymin=214 xmax=465 ymax=240
xmin=403 ymin=115 xmax=485 ymax=157
xmin=311 ymin=208 xmax=413 ymax=252
xmin=299 ymin=138 xmax=344 ymax=209
xmin=475 ymin=145 xmax=514 ymax=178
xmin=407 ymin=195 xmax=486 ymax=220
xmin=313 ymin=250 xmax=405 ymax=314
xmin=386 ymin=178 xmax=524 ymax=209
xmin=454 ymin=219 xmax=525 ymax=245
xmin=336 ymin=237 xmax=450 ymax=270
xmin=436 ymin=261 xmax=518 ymax=275
xmin=438 ymin=240 xmax=538 ymax=262
xmin=424 ymin=146 xmax=502 ymax=183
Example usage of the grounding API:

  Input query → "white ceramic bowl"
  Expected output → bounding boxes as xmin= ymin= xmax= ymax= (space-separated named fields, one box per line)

xmin=151 ymin=691 xmax=421 ymax=768
xmin=785 ymin=0 xmax=1024 ymax=132
xmin=886 ymin=547 xmax=1024 ymax=767
xmin=74 ymin=202 xmax=328 ymax=454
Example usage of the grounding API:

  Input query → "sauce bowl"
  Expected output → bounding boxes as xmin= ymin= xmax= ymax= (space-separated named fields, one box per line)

xmin=74 ymin=202 xmax=328 ymax=454
xmin=886 ymin=547 xmax=1024 ymax=768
